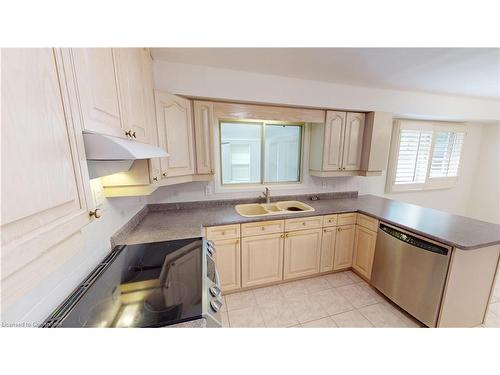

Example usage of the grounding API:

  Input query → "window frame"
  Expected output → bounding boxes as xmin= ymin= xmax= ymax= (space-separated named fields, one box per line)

xmin=218 ymin=118 xmax=305 ymax=187
xmin=386 ymin=119 xmax=467 ymax=193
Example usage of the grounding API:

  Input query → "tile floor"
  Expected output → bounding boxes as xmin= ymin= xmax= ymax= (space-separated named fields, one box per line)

xmin=484 ymin=273 xmax=500 ymax=328
xmin=220 ymin=271 xmax=424 ymax=328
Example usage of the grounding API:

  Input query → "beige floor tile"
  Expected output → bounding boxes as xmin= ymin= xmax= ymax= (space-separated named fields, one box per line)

xmin=253 ymin=285 xmax=285 ymax=306
xmin=358 ymin=303 xmax=410 ymax=328
xmin=303 ymin=276 xmax=332 ymax=293
xmin=345 ymin=271 xmax=364 ymax=283
xmin=259 ymin=300 xmax=299 ymax=327
xmin=331 ymin=310 xmax=373 ymax=328
xmin=310 ymin=288 xmax=354 ymax=316
xmin=225 ymin=290 xmax=257 ymax=311
xmin=336 ymin=283 xmax=381 ymax=308
xmin=287 ymin=294 xmax=329 ymax=323
xmin=488 ymin=302 xmax=500 ymax=316
xmin=381 ymin=302 xmax=423 ymax=327
xmin=221 ymin=311 xmax=230 ymax=328
xmin=227 ymin=306 xmax=266 ymax=327
xmin=484 ymin=311 xmax=500 ymax=328
xmin=301 ymin=316 xmax=338 ymax=328
xmin=279 ymin=279 xmax=309 ymax=298
xmin=323 ymin=272 xmax=357 ymax=288
xmin=357 ymin=283 xmax=385 ymax=302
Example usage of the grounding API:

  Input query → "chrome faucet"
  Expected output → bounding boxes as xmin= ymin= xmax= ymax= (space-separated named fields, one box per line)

xmin=261 ymin=187 xmax=271 ymax=204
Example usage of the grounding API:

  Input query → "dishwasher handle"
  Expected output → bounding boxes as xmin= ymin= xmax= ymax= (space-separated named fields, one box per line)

xmin=379 ymin=224 xmax=449 ymax=256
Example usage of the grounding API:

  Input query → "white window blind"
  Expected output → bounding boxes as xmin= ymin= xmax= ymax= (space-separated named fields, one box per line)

xmin=429 ymin=132 xmax=465 ymax=178
xmin=394 ymin=129 xmax=432 ymax=184
xmin=387 ymin=120 xmax=467 ymax=193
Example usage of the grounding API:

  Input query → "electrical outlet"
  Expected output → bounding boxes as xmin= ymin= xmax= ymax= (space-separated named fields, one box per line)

xmin=90 ymin=178 xmax=105 ymax=207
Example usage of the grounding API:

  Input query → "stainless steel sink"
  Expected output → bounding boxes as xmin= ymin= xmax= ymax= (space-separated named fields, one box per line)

xmin=235 ymin=201 xmax=315 ymax=217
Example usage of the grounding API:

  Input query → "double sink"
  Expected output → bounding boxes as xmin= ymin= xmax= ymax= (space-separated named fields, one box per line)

xmin=235 ymin=200 xmax=315 ymax=218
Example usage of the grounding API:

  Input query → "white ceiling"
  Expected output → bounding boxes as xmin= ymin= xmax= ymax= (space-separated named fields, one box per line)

xmin=151 ymin=48 xmax=500 ymax=99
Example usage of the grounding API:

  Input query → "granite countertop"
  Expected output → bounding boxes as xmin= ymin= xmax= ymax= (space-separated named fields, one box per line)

xmin=116 ymin=194 xmax=500 ymax=250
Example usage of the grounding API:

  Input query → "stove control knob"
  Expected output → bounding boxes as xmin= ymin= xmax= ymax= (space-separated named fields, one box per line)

xmin=210 ymin=299 xmax=223 ymax=313
xmin=209 ymin=286 xmax=221 ymax=297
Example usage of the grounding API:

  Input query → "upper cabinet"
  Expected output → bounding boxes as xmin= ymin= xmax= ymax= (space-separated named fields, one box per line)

xmin=114 ymin=48 xmax=155 ymax=143
xmin=155 ymin=91 xmax=195 ymax=178
xmin=310 ymin=111 xmax=391 ymax=176
xmin=343 ymin=112 xmax=365 ymax=171
xmin=193 ymin=100 xmax=215 ymax=175
xmin=67 ymin=48 xmax=124 ymax=137
xmin=309 ymin=111 xmax=365 ymax=175
xmin=1 ymin=49 xmax=91 ymax=289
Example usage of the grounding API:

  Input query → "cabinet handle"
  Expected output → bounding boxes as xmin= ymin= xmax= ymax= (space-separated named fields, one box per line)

xmin=280 ymin=234 xmax=284 ymax=238
xmin=162 ymin=172 xmax=167 ymax=177
xmin=153 ymin=177 xmax=158 ymax=182
xmin=261 ymin=226 xmax=265 ymax=231
xmin=132 ymin=131 xmax=137 ymax=139
xmin=210 ymin=169 xmax=214 ymax=174
xmin=285 ymin=233 xmax=289 ymax=237
xmin=221 ymin=231 xmax=226 ymax=235
xmin=337 ymin=227 xmax=342 ymax=232
xmin=324 ymin=229 xmax=327 ymax=233
xmin=342 ymin=167 xmax=346 ymax=170
xmin=89 ymin=208 xmax=102 ymax=219
xmin=235 ymin=239 xmax=239 ymax=244
xmin=125 ymin=130 xmax=132 ymax=137
xmin=302 ymin=222 xmax=306 ymax=226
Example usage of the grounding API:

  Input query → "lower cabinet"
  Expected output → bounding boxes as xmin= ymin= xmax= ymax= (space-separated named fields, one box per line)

xmin=213 ymin=238 xmax=241 ymax=293
xmin=320 ymin=227 xmax=337 ymax=272
xmin=352 ymin=225 xmax=377 ymax=279
xmin=333 ymin=224 xmax=356 ymax=270
xmin=241 ymin=233 xmax=284 ymax=288
xmin=284 ymin=228 xmax=322 ymax=280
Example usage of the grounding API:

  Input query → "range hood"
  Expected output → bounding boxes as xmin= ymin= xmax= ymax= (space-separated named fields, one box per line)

xmin=83 ymin=133 xmax=169 ymax=179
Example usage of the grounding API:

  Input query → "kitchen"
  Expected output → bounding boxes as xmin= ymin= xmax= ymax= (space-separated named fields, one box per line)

xmin=2 ymin=1 xmax=500 ymax=374
xmin=2 ymin=47 xmax=499 ymax=330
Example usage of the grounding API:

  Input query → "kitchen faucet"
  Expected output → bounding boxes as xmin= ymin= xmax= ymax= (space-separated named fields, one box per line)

xmin=261 ymin=187 xmax=271 ymax=204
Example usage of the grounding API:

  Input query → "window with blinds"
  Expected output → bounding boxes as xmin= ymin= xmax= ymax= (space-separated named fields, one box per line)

xmin=387 ymin=120 xmax=466 ymax=192
xmin=429 ymin=132 xmax=465 ymax=178
xmin=395 ymin=129 xmax=432 ymax=184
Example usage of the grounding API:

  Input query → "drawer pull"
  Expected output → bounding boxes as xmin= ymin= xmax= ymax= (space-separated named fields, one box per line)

xmin=221 ymin=231 xmax=226 ymax=235
xmin=302 ymin=222 xmax=306 ymax=226
xmin=261 ymin=226 xmax=265 ymax=231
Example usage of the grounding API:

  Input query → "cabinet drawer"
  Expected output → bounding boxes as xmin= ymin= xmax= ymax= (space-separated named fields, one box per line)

xmin=337 ymin=213 xmax=356 ymax=226
xmin=285 ymin=216 xmax=323 ymax=231
xmin=356 ymin=213 xmax=378 ymax=232
xmin=241 ymin=220 xmax=284 ymax=237
xmin=205 ymin=224 xmax=240 ymax=241
xmin=323 ymin=214 xmax=338 ymax=227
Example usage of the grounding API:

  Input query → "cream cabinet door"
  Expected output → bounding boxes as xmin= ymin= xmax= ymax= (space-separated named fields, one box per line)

xmin=213 ymin=238 xmax=241 ymax=293
xmin=352 ymin=226 xmax=377 ymax=280
xmin=69 ymin=48 xmax=124 ymax=137
xmin=320 ymin=227 xmax=337 ymax=273
xmin=322 ymin=111 xmax=346 ymax=171
xmin=114 ymin=48 xmax=155 ymax=144
xmin=284 ymin=228 xmax=322 ymax=280
xmin=343 ymin=112 xmax=365 ymax=171
xmin=1 ymin=49 xmax=90 ymax=281
xmin=193 ymin=101 xmax=214 ymax=175
xmin=155 ymin=91 xmax=195 ymax=178
xmin=241 ymin=233 xmax=284 ymax=288
xmin=333 ymin=225 xmax=355 ymax=270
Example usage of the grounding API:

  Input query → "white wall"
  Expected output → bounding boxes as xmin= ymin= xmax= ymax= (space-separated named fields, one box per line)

xmin=153 ymin=60 xmax=500 ymax=123
xmin=3 ymin=194 xmax=147 ymax=324
xmin=466 ymin=123 xmax=500 ymax=223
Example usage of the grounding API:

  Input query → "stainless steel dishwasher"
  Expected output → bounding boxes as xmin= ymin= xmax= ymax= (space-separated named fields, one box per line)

xmin=371 ymin=223 xmax=452 ymax=327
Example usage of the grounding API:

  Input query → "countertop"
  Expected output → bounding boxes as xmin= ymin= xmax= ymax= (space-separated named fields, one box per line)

xmin=116 ymin=194 xmax=500 ymax=250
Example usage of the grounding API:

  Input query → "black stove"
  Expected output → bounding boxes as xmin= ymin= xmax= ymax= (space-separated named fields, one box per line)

xmin=42 ymin=237 xmax=222 ymax=328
